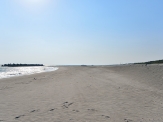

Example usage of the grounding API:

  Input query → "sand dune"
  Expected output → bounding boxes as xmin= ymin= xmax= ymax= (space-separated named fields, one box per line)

xmin=0 ymin=65 xmax=163 ymax=122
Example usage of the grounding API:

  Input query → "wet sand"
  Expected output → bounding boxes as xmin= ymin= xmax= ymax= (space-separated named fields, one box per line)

xmin=0 ymin=65 xmax=163 ymax=122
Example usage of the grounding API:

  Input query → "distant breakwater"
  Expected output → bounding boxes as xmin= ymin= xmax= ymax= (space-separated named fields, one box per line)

xmin=1 ymin=64 xmax=44 ymax=67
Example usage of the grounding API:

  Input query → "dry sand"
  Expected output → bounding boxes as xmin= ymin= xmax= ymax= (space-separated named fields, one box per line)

xmin=0 ymin=65 xmax=163 ymax=122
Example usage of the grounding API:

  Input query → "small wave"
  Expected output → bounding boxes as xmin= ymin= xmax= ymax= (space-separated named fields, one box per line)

xmin=0 ymin=67 xmax=58 ymax=79
xmin=9 ymin=74 xmax=16 ymax=75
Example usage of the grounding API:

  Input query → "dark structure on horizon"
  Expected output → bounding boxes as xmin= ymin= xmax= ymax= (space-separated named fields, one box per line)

xmin=134 ymin=59 xmax=163 ymax=65
xmin=1 ymin=64 xmax=44 ymax=67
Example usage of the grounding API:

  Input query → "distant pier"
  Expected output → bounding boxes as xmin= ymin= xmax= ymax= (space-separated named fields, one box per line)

xmin=1 ymin=64 xmax=44 ymax=67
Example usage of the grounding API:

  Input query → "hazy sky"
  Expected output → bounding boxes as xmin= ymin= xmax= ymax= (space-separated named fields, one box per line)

xmin=0 ymin=0 xmax=163 ymax=65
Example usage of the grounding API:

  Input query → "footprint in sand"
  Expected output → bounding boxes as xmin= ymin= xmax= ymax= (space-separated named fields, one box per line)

xmin=124 ymin=119 xmax=133 ymax=122
xmin=49 ymin=108 xmax=56 ymax=111
xmin=87 ymin=109 xmax=97 ymax=112
xmin=0 ymin=86 xmax=12 ymax=90
xmin=72 ymin=110 xmax=79 ymax=112
xmin=15 ymin=115 xmax=25 ymax=119
xmin=68 ymin=102 xmax=73 ymax=106
xmin=62 ymin=102 xmax=74 ymax=109
xmin=101 ymin=115 xmax=110 ymax=119
xmin=30 ymin=109 xmax=39 ymax=113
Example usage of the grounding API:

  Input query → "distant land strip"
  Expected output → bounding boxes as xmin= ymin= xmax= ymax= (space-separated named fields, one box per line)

xmin=1 ymin=64 xmax=44 ymax=67
xmin=134 ymin=59 xmax=163 ymax=65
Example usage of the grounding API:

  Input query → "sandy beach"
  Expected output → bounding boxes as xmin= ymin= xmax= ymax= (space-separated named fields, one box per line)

xmin=0 ymin=65 xmax=163 ymax=122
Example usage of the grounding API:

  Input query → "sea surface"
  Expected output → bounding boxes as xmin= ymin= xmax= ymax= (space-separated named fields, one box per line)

xmin=0 ymin=66 xmax=58 ymax=79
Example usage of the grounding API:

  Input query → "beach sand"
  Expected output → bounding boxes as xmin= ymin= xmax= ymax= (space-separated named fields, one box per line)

xmin=0 ymin=65 xmax=163 ymax=122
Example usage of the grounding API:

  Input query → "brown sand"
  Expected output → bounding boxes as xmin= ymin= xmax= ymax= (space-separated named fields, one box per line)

xmin=0 ymin=65 xmax=163 ymax=122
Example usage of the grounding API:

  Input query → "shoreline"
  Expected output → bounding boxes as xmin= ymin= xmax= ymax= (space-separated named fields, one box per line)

xmin=0 ymin=66 xmax=58 ymax=79
xmin=0 ymin=65 xmax=163 ymax=122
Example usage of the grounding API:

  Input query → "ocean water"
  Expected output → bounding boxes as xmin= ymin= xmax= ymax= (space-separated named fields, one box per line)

xmin=0 ymin=66 xmax=58 ymax=79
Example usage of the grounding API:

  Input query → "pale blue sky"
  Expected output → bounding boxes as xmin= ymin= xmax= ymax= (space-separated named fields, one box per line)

xmin=0 ymin=0 xmax=163 ymax=65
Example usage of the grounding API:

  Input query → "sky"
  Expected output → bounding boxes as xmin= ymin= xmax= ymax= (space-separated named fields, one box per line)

xmin=0 ymin=0 xmax=163 ymax=65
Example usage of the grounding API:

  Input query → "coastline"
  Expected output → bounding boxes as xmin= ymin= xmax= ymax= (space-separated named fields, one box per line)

xmin=0 ymin=65 xmax=163 ymax=122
